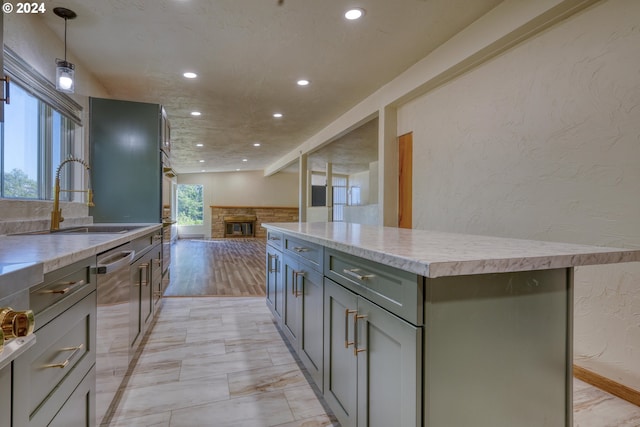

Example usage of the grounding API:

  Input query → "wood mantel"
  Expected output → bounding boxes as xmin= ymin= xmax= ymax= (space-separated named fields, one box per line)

xmin=210 ymin=206 xmax=298 ymax=238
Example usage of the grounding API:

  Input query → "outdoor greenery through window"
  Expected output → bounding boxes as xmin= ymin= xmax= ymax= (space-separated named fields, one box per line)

xmin=177 ymin=184 xmax=204 ymax=225
xmin=1 ymin=48 xmax=81 ymax=200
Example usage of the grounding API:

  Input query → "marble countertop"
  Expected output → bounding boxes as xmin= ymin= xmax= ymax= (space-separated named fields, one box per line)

xmin=263 ymin=222 xmax=640 ymax=278
xmin=0 ymin=223 xmax=162 ymax=294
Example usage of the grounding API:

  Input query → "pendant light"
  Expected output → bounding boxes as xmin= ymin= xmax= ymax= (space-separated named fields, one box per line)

xmin=54 ymin=7 xmax=77 ymax=93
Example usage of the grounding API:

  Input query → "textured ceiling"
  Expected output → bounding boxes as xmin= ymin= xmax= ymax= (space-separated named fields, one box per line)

xmin=39 ymin=0 xmax=503 ymax=174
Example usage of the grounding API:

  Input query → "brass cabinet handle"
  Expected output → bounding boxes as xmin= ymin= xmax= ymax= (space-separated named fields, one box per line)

xmin=42 ymin=344 xmax=84 ymax=369
xmin=38 ymin=279 xmax=86 ymax=295
xmin=343 ymin=268 xmax=375 ymax=281
xmin=136 ymin=263 xmax=150 ymax=286
xmin=268 ymin=254 xmax=278 ymax=273
xmin=344 ymin=309 xmax=356 ymax=348
xmin=293 ymin=247 xmax=309 ymax=253
xmin=293 ymin=271 xmax=304 ymax=297
xmin=353 ymin=314 xmax=367 ymax=356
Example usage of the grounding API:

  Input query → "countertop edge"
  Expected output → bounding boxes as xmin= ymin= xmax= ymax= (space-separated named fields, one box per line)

xmin=262 ymin=222 xmax=640 ymax=278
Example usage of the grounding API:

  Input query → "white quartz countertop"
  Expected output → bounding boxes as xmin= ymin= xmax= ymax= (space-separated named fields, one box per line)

xmin=0 ymin=223 xmax=162 ymax=276
xmin=262 ymin=222 xmax=640 ymax=278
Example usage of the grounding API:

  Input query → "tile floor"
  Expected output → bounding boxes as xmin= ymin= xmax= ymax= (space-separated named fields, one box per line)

xmin=107 ymin=296 xmax=640 ymax=427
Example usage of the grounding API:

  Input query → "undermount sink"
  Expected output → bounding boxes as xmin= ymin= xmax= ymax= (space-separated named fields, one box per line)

xmin=13 ymin=225 xmax=147 ymax=235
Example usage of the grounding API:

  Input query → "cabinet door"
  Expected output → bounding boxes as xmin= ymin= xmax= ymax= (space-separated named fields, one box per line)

xmin=265 ymin=247 xmax=281 ymax=321
xmin=147 ymin=246 xmax=162 ymax=322
xmin=324 ymin=278 xmax=358 ymax=427
xmin=298 ymin=265 xmax=323 ymax=390
xmin=48 ymin=367 xmax=95 ymax=427
xmin=282 ymin=255 xmax=299 ymax=347
xmin=129 ymin=258 xmax=144 ymax=358
xmin=0 ymin=365 xmax=10 ymax=427
xmin=356 ymin=297 xmax=421 ymax=427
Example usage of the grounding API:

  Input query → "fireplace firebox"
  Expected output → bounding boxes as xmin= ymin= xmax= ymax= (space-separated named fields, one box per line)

xmin=223 ymin=215 xmax=256 ymax=237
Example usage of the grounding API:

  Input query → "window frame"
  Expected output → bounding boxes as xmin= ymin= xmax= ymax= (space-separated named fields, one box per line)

xmin=1 ymin=47 xmax=82 ymax=201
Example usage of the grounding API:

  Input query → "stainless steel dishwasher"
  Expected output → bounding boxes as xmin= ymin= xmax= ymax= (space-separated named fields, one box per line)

xmin=94 ymin=243 xmax=135 ymax=426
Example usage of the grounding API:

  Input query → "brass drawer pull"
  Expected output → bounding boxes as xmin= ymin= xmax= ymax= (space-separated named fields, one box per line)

xmin=293 ymin=271 xmax=304 ymax=297
xmin=293 ymin=247 xmax=309 ymax=253
xmin=353 ymin=314 xmax=367 ymax=356
xmin=42 ymin=344 xmax=84 ymax=369
xmin=344 ymin=309 xmax=356 ymax=348
xmin=343 ymin=268 xmax=375 ymax=281
xmin=268 ymin=254 xmax=278 ymax=273
xmin=38 ymin=279 xmax=86 ymax=295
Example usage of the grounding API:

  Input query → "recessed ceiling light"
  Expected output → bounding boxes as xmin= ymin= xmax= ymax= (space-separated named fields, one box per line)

xmin=297 ymin=79 xmax=310 ymax=86
xmin=201 ymin=170 xmax=205 ymax=172
xmin=236 ymin=168 xmax=240 ymax=171
xmin=191 ymin=111 xmax=201 ymax=116
xmin=199 ymin=159 xmax=205 ymax=163
xmin=253 ymin=143 xmax=261 ymax=147
xmin=183 ymin=72 xmax=197 ymax=79
xmin=273 ymin=113 xmax=283 ymax=118
xmin=345 ymin=8 xmax=365 ymax=20
xmin=242 ymin=159 xmax=248 ymax=162
xmin=196 ymin=143 xmax=203 ymax=147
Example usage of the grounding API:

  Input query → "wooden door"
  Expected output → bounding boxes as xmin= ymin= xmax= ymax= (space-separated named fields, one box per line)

xmin=398 ymin=132 xmax=413 ymax=229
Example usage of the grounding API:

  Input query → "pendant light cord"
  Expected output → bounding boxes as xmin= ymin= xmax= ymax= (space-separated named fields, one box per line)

xmin=64 ymin=18 xmax=68 ymax=61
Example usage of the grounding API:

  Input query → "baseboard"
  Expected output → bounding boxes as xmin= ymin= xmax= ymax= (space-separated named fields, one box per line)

xmin=573 ymin=364 xmax=640 ymax=407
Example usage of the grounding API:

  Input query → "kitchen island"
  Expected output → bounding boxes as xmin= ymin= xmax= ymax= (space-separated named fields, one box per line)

xmin=262 ymin=222 xmax=640 ymax=427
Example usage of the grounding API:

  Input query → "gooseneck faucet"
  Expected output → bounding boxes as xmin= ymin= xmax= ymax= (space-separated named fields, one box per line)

xmin=51 ymin=157 xmax=95 ymax=231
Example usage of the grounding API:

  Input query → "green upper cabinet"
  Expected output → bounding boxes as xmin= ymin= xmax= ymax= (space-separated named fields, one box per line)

xmin=89 ymin=97 xmax=163 ymax=223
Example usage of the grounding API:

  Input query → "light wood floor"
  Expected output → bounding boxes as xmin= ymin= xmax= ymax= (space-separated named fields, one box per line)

xmin=164 ymin=238 xmax=266 ymax=297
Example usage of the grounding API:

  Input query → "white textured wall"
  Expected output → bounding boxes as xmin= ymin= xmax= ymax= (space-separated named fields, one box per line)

xmin=398 ymin=0 xmax=640 ymax=390
xmin=177 ymin=170 xmax=298 ymax=238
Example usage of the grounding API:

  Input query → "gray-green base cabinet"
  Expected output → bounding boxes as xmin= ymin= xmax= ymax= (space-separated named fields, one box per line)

xmin=265 ymin=240 xmax=283 ymax=324
xmin=265 ymin=230 xmax=573 ymax=427
xmin=282 ymin=253 xmax=324 ymax=389
xmin=13 ymin=257 xmax=97 ymax=427
xmin=324 ymin=278 xmax=421 ymax=427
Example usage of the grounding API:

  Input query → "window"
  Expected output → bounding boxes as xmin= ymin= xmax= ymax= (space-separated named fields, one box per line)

xmin=332 ymin=175 xmax=347 ymax=222
xmin=177 ymin=184 xmax=204 ymax=225
xmin=1 ymin=47 xmax=82 ymax=200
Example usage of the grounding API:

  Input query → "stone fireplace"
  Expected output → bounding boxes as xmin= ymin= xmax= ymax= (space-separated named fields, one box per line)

xmin=211 ymin=206 xmax=299 ymax=239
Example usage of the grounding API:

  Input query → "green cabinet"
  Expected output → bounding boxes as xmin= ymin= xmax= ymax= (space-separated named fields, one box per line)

xmin=324 ymin=278 xmax=421 ymax=427
xmin=89 ymin=97 xmax=165 ymax=223
xmin=282 ymin=254 xmax=324 ymax=389
xmin=265 ymin=244 xmax=283 ymax=323
xmin=129 ymin=231 xmax=162 ymax=360
xmin=0 ymin=365 xmax=10 ymax=426
xmin=13 ymin=257 xmax=97 ymax=427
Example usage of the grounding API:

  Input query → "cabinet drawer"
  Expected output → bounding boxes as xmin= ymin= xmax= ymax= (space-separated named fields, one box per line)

xmin=267 ymin=230 xmax=283 ymax=250
xmin=30 ymin=258 xmax=96 ymax=328
xmin=325 ymin=249 xmax=423 ymax=325
xmin=132 ymin=230 xmax=162 ymax=260
xmin=23 ymin=291 xmax=96 ymax=417
xmin=284 ymin=236 xmax=323 ymax=271
xmin=47 ymin=366 xmax=95 ymax=427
